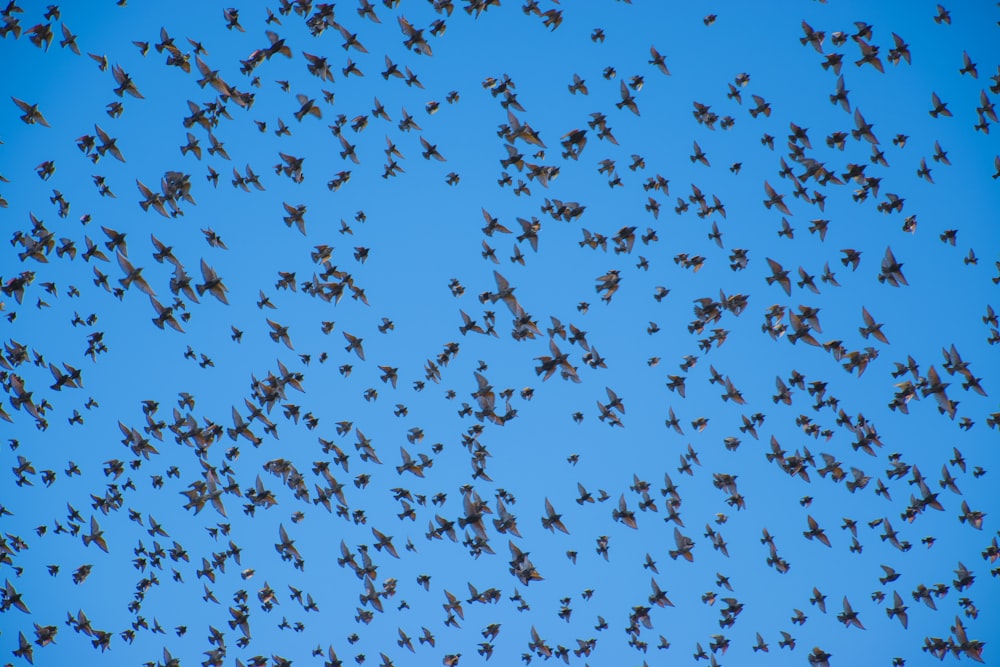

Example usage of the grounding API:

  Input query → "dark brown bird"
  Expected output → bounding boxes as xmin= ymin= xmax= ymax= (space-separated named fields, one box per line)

xmin=12 ymin=97 xmax=50 ymax=126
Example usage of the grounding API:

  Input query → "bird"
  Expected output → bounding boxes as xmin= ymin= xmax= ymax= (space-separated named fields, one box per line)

xmin=12 ymin=97 xmax=51 ymax=126
xmin=859 ymin=306 xmax=889 ymax=344
xmin=929 ymin=92 xmax=952 ymax=118
xmin=343 ymin=332 xmax=365 ymax=360
xmin=196 ymin=259 xmax=229 ymax=304
xmin=648 ymin=46 xmax=670 ymax=75
xmin=886 ymin=591 xmax=909 ymax=628
xmin=836 ymin=596 xmax=865 ymax=629
xmin=419 ymin=136 xmax=446 ymax=161
xmin=763 ymin=181 xmax=792 ymax=215
xmin=82 ymin=516 xmax=108 ymax=552
xmin=266 ymin=319 xmax=293 ymax=349
xmin=616 ymin=81 xmax=640 ymax=115
xmin=111 ymin=64 xmax=144 ymax=98
xmin=803 ymin=515 xmax=831 ymax=547
xmin=765 ymin=258 xmax=792 ymax=295
xmin=540 ymin=498 xmax=569 ymax=534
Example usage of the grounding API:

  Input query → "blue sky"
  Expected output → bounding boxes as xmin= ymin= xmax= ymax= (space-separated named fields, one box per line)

xmin=1 ymin=0 xmax=998 ymax=665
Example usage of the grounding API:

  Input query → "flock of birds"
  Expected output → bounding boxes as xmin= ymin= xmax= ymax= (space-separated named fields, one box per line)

xmin=0 ymin=0 xmax=998 ymax=666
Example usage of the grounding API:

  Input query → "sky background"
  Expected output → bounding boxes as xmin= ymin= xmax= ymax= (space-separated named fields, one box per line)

xmin=1 ymin=0 xmax=999 ymax=665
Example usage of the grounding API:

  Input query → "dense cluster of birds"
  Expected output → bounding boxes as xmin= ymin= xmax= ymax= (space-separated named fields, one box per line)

xmin=1 ymin=1 xmax=998 ymax=666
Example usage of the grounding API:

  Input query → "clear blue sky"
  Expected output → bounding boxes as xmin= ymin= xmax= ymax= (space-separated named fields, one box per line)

xmin=1 ymin=1 xmax=998 ymax=665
